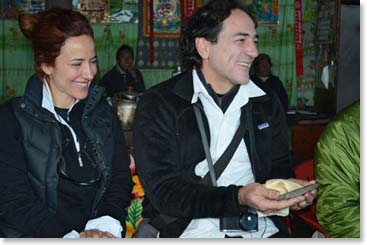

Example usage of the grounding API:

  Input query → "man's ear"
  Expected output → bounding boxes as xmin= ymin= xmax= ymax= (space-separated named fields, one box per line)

xmin=195 ymin=37 xmax=210 ymax=60
xmin=41 ymin=63 xmax=52 ymax=76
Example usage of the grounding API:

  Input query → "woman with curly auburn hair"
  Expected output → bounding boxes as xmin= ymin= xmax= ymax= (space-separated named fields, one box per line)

xmin=0 ymin=8 xmax=132 ymax=238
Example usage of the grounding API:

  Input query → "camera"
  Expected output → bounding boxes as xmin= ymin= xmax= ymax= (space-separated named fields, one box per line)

xmin=219 ymin=208 xmax=258 ymax=232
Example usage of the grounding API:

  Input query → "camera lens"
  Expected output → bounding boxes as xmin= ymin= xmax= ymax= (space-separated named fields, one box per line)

xmin=239 ymin=212 xmax=258 ymax=231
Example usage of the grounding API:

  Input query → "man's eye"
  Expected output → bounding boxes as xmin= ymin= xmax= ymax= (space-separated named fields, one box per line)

xmin=72 ymin=63 xmax=81 ymax=67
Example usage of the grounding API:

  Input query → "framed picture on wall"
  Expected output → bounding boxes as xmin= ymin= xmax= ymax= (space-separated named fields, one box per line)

xmin=1 ymin=0 xmax=46 ymax=19
xmin=76 ymin=0 xmax=109 ymax=23
xmin=230 ymin=0 xmax=280 ymax=26
xmin=143 ymin=0 xmax=199 ymax=38
xmin=196 ymin=0 xmax=279 ymax=26
xmin=249 ymin=0 xmax=279 ymax=25
xmin=108 ymin=0 xmax=139 ymax=23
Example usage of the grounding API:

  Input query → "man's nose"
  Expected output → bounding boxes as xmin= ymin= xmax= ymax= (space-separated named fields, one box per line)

xmin=245 ymin=39 xmax=258 ymax=58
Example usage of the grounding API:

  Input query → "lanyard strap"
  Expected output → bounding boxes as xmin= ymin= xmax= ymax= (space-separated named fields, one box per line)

xmin=193 ymin=104 xmax=217 ymax=186
xmin=193 ymin=104 xmax=247 ymax=186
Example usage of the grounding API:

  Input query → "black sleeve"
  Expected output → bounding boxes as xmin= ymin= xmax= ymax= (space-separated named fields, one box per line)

xmin=99 ymin=71 xmax=114 ymax=98
xmin=135 ymin=70 xmax=146 ymax=93
xmin=0 ymin=104 xmax=69 ymax=237
xmin=272 ymin=76 xmax=289 ymax=112
xmin=96 ymin=110 xmax=133 ymax=226
xmin=269 ymin=91 xmax=294 ymax=179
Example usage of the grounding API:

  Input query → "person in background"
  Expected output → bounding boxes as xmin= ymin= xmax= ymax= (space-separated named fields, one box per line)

xmin=0 ymin=8 xmax=132 ymax=238
xmin=100 ymin=44 xmax=145 ymax=98
xmin=315 ymin=100 xmax=360 ymax=238
xmin=250 ymin=53 xmax=289 ymax=112
xmin=133 ymin=0 xmax=316 ymax=238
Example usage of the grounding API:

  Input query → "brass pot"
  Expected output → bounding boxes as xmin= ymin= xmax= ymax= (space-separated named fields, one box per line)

xmin=112 ymin=91 xmax=139 ymax=130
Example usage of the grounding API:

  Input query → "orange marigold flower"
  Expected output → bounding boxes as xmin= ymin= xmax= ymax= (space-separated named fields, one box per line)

xmin=132 ymin=175 xmax=145 ymax=197
xmin=125 ymin=221 xmax=135 ymax=238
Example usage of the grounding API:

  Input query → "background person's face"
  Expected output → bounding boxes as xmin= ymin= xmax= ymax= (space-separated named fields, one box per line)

xmin=256 ymin=59 xmax=272 ymax=76
xmin=118 ymin=50 xmax=134 ymax=71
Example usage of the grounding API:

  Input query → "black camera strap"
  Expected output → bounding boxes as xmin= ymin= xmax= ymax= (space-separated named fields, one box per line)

xmin=193 ymin=104 xmax=217 ymax=186
xmin=193 ymin=104 xmax=246 ymax=186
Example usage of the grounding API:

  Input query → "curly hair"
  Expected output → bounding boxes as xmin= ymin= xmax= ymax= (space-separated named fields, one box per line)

xmin=179 ymin=0 xmax=256 ymax=71
xmin=18 ymin=8 xmax=94 ymax=79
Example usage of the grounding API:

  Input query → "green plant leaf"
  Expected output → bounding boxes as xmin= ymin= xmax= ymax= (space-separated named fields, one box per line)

xmin=126 ymin=199 xmax=143 ymax=229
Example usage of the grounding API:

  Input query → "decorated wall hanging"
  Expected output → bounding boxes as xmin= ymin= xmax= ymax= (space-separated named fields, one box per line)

xmin=75 ymin=0 xmax=109 ymax=23
xmin=244 ymin=0 xmax=279 ymax=26
xmin=0 ymin=0 xmax=45 ymax=19
xmin=108 ymin=0 xmax=139 ymax=23
xmin=295 ymin=0 xmax=303 ymax=76
xmin=198 ymin=0 xmax=280 ymax=26
xmin=136 ymin=0 xmax=198 ymax=69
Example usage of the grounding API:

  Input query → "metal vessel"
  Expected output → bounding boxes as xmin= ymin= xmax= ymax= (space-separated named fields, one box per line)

xmin=112 ymin=87 xmax=139 ymax=130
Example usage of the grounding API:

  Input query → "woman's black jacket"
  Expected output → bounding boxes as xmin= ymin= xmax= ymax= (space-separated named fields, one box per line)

xmin=0 ymin=75 xmax=132 ymax=237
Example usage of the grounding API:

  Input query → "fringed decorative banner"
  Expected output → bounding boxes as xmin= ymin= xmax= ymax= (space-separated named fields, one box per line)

xmin=149 ymin=0 xmax=154 ymax=63
xmin=295 ymin=0 xmax=304 ymax=76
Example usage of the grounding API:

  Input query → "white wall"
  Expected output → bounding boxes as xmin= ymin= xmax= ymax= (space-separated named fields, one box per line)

xmin=336 ymin=4 xmax=360 ymax=113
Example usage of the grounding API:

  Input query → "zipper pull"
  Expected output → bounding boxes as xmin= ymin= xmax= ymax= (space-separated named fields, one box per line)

xmin=78 ymin=153 xmax=84 ymax=167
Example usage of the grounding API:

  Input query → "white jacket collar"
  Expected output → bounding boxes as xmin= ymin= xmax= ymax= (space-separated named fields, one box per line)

xmin=191 ymin=69 xmax=266 ymax=112
xmin=41 ymin=80 xmax=81 ymax=152
xmin=41 ymin=79 xmax=79 ymax=116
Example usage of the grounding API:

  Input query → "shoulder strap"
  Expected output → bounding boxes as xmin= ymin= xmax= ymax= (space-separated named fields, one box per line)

xmin=193 ymin=104 xmax=246 ymax=185
xmin=193 ymin=104 xmax=218 ymax=186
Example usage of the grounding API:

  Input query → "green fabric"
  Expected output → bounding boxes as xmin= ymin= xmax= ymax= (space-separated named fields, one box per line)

xmin=93 ymin=23 xmax=138 ymax=76
xmin=315 ymin=101 xmax=360 ymax=238
xmin=255 ymin=0 xmax=296 ymax=107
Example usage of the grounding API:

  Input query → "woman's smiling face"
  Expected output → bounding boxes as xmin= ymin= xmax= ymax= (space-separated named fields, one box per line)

xmin=42 ymin=34 xmax=97 ymax=108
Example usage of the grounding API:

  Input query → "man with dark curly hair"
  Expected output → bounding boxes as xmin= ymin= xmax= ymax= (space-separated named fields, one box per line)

xmin=133 ymin=0 xmax=316 ymax=238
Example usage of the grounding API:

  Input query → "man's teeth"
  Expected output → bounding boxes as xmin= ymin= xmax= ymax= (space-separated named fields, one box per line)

xmin=237 ymin=61 xmax=250 ymax=67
